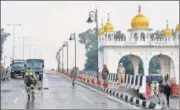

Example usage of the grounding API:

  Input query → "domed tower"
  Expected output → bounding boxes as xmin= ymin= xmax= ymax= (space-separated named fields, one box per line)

xmin=162 ymin=20 xmax=173 ymax=40
xmin=103 ymin=13 xmax=114 ymax=42
xmin=128 ymin=5 xmax=152 ymax=42
xmin=175 ymin=24 xmax=180 ymax=40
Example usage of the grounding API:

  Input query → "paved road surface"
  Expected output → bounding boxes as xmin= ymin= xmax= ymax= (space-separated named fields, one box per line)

xmin=1 ymin=71 xmax=137 ymax=109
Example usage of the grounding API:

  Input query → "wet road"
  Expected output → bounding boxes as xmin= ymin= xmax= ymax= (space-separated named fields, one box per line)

xmin=1 ymin=71 xmax=137 ymax=109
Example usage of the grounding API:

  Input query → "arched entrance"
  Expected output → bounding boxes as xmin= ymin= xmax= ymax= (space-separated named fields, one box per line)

xmin=149 ymin=56 xmax=161 ymax=74
xmin=149 ymin=54 xmax=175 ymax=78
xmin=118 ymin=55 xmax=144 ymax=75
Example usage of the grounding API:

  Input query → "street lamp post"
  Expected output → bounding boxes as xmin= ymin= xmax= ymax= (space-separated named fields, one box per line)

xmin=6 ymin=24 xmax=21 ymax=59
xmin=86 ymin=8 xmax=99 ymax=80
xmin=59 ymin=48 xmax=61 ymax=71
xmin=4 ymin=55 xmax=7 ymax=67
xmin=63 ymin=41 xmax=69 ymax=73
xmin=69 ymin=33 xmax=76 ymax=68
xmin=62 ymin=46 xmax=64 ymax=72
xmin=19 ymin=37 xmax=27 ymax=59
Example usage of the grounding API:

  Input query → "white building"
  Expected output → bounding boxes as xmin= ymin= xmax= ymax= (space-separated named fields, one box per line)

xmin=98 ymin=6 xmax=179 ymax=84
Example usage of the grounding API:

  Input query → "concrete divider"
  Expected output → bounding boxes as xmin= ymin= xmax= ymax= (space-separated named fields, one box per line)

xmin=73 ymin=74 xmax=163 ymax=109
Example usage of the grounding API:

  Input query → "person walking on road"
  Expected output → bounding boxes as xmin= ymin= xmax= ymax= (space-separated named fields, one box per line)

xmin=71 ymin=67 xmax=78 ymax=86
xmin=163 ymin=74 xmax=171 ymax=108
xmin=102 ymin=65 xmax=109 ymax=84
xmin=24 ymin=67 xmax=38 ymax=100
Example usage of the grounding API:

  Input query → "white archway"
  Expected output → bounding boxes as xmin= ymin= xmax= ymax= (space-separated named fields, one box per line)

xmin=149 ymin=54 xmax=175 ymax=78
xmin=118 ymin=54 xmax=144 ymax=75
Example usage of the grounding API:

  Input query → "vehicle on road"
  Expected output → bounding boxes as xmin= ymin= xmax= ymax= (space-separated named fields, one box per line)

xmin=10 ymin=59 xmax=26 ymax=78
xmin=25 ymin=59 xmax=44 ymax=81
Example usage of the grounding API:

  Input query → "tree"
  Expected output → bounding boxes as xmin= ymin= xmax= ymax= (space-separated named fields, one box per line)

xmin=79 ymin=28 xmax=97 ymax=71
xmin=1 ymin=28 xmax=10 ymax=61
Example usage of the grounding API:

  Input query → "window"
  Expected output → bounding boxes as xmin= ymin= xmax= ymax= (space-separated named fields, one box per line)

xmin=140 ymin=32 xmax=145 ymax=41
xmin=108 ymin=34 xmax=111 ymax=41
xmin=134 ymin=33 xmax=138 ymax=41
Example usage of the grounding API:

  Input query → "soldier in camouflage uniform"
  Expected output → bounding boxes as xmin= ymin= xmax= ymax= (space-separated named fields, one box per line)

xmin=71 ymin=67 xmax=78 ymax=86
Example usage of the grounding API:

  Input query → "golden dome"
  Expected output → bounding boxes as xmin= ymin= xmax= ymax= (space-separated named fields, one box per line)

xmin=131 ymin=5 xmax=149 ymax=29
xmin=104 ymin=21 xmax=114 ymax=32
xmin=163 ymin=28 xmax=172 ymax=37
xmin=104 ymin=13 xmax=114 ymax=32
xmin=163 ymin=20 xmax=172 ymax=37
xmin=98 ymin=27 xmax=104 ymax=36
xmin=175 ymin=24 xmax=180 ymax=32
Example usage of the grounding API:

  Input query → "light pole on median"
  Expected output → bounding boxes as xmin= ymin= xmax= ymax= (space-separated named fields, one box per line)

xmin=58 ymin=48 xmax=61 ymax=71
xmin=6 ymin=24 xmax=21 ymax=59
xmin=61 ymin=45 xmax=64 ymax=72
xmin=63 ymin=41 xmax=69 ymax=73
xmin=56 ymin=51 xmax=59 ymax=70
xmin=19 ymin=37 xmax=27 ymax=60
xmin=86 ymin=8 xmax=99 ymax=80
xmin=69 ymin=33 xmax=76 ymax=69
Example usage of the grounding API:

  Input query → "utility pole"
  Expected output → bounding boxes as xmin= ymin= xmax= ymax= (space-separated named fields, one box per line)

xmin=4 ymin=55 xmax=7 ymax=67
xmin=6 ymin=24 xmax=21 ymax=59
xmin=19 ymin=37 xmax=27 ymax=59
xmin=29 ymin=43 xmax=35 ymax=59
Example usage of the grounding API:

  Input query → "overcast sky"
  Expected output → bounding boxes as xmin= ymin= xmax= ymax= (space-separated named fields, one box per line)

xmin=1 ymin=1 xmax=179 ymax=69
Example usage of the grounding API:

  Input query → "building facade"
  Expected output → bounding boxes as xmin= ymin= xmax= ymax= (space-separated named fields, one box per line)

xmin=98 ymin=6 xmax=179 ymax=84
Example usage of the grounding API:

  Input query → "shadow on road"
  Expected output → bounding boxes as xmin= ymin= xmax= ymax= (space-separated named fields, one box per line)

xmin=26 ymin=99 xmax=35 ymax=109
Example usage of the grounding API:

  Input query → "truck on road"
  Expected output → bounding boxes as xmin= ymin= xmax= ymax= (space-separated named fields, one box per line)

xmin=10 ymin=59 xmax=26 ymax=78
xmin=25 ymin=59 xmax=44 ymax=81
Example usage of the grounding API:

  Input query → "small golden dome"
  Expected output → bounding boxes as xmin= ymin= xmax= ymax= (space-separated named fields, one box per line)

xmin=163 ymin=28 xmax=172 ymax=37
xmin=98 ymin=27 xmax=104 ymax=36
xmin=131 ymin=5 xmax=149 ymax=29
xmin=104 ymin=21 xmax=114 ymax=32
xmin=175 ymin=24 xmax=180 ymax=32
xmin=104 ymin=13 xmax=114 ymax=32
xmin=163 ymin=20 xmax=172 ymax=37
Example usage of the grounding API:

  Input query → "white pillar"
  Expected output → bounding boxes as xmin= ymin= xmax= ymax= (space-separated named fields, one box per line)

xmin=131 ymin=56 xmax=140 ymax=75
xmin=143 ymin=58 xmax=150 ymax=76
xmin=174 ymin=58 xmax=179 ymax=84
xmin=170 ymin=59 xmax=175 ymax=79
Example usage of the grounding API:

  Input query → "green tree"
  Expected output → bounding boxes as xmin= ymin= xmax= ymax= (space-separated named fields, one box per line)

xmin=79 ymin=28 xmax=98 ymax=71
xmin=1 ymin=28 xmax=10 ymax=61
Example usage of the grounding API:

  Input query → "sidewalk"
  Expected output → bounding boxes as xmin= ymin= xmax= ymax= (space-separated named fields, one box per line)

xmin=149 ymin=95 xmax=179 ymax=109
xmin=108 ymin=84 xmax=140 ymax=98
xmin=108 ymin=84 xmax=179 ymax=109
xmin=169 ymin=98 xmax=179 ymax=109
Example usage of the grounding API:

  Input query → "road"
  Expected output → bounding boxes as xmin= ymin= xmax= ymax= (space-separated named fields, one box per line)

xmin=1 ymin=71 xmax=137 ymax=109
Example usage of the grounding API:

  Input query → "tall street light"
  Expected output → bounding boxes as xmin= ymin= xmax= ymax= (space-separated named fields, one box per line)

xmin=61 ymin=45 xmax=64 ymax=72
xmin=58 ymin=48 xmax=61 ymax=71
xmin=6 ymin=24 xmax=21 ymax=59
xmin=3 ymin=55 xmax=7 ymax=67
xmin=29 ymin=43 xmax=35 ymax=59
xmin=63 ymin=41 xmax=69 ymax=73
xmin=69 ymin=33 xmax=76 ymax=69
xmin=86 ymin=8 xmax=99 ymax=80
xmin=19 ymin=37 xmax=27 ymax=59
xmin=56 ymin=51 xmax=59 ymax=70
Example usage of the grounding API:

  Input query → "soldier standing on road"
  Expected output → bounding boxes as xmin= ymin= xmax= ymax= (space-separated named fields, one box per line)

xmin=102 ymin=65 xmax=109 ymax=83
xmin=150 ymin=81 xmax=155 ymax=98
xmin=71 ymin=67 xmax=78 ymax=86
xmin=118 ymin=63 xmax=126 ymax=87
xmin=24 ymin=67 xmax=38 ymax=100
xmin=163 ymin=74 xmax=171 ymax=108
